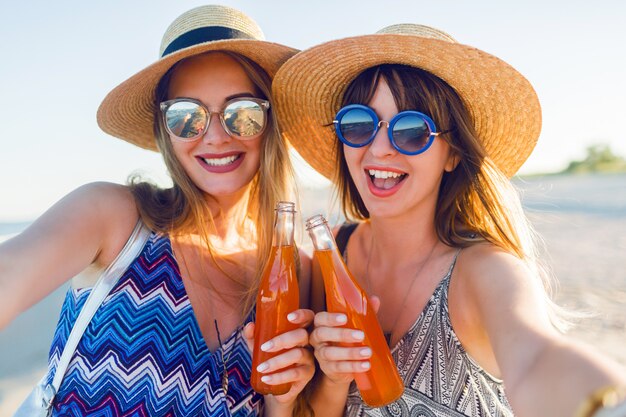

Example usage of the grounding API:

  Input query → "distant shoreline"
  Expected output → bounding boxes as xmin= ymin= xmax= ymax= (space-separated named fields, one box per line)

xmin=518 ymin=170 xmax=626 ymax=179
xmin=1 ymin=172 xmax=625 ymax=228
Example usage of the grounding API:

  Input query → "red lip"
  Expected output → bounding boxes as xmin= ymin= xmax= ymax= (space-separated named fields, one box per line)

xmin=196 ymin=152 xmax=245 ymax=173
xmin=364 ymin=166 xmax=407 ymax=198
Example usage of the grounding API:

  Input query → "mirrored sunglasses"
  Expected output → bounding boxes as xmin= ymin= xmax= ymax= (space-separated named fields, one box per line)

xmin=160 ymin=97 xmax=270 ymax=141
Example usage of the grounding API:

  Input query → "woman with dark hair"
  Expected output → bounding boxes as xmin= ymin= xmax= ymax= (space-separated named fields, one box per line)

xmin=273 ymin=24 xmax=626 ymax=417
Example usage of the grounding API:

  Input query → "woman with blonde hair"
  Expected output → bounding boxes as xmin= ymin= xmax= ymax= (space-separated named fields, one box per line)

xmin=1 ymin=5 xmax=314 ymax=417
xmin=273 ymin=24 xmax=626 ymax=417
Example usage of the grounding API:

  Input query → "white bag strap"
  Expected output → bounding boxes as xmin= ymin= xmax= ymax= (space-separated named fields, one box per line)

xmin=46 ymin=221 xmax=151 ymax=397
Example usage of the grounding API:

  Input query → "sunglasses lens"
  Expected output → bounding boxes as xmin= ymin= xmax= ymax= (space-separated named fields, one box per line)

xmin=392 ymin=114 xmax=431 ymax=153
xmin=164 ymin=101 xmax=208 ymax=139
xmin=223 ymin=100 xmax=266 ymax=137
xmin=338 ymin=108 xmax=376 ymax=146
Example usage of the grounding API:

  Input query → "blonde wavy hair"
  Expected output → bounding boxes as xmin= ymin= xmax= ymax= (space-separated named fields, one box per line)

xmin=128 ymin=51 xmax=296 ymax=317
xmin=335 ymin=64 xmax=570 ymax=331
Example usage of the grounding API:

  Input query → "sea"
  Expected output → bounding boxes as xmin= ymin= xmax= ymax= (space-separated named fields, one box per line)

xmin=515 ymin=172 xmax=626 ymax=218
xmin=2 ymin=173 xmax=625 ymax=240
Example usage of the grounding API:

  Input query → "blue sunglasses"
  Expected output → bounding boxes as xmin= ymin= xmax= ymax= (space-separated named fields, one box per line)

xmin=333 ymin=104 xmax=451 ymax=155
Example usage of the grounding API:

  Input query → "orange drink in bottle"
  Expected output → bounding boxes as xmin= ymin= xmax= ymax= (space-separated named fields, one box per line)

xmin=251 ymin=202 xmax=300 ymax=395
xmin=306 ymin=214 xmax=403 ymax=407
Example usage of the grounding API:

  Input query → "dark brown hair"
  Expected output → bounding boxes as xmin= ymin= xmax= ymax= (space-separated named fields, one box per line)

xmin=335 ymin=64 xmax=572 ymax=330
xmin=336 ymin=65 xmax=494 ymax=248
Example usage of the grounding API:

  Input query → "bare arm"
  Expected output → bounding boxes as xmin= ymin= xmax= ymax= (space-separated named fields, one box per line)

xmin=0 ymin=182 xmax=138 ymax=329
xmin=457 ymin=245 xmax=626 ymax=417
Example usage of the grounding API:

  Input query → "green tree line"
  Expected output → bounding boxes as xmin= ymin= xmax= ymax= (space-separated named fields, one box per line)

xmin=561 ymin=144 xmax=626 ymax=174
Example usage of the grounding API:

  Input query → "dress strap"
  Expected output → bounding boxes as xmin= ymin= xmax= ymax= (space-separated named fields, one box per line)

xmin=440 ymin=248 xmax=463 ymax=301
xmin=336 ymin=222 xmax=359 ymax=258
xmin=446 ymin=248 xmax=463 ymax=277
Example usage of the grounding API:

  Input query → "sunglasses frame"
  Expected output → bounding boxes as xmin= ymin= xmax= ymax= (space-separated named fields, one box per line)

xmin=333 ymin=104 xmax=445 ymax=155
xmin=160 ymin=97 xmax=270 ymax=141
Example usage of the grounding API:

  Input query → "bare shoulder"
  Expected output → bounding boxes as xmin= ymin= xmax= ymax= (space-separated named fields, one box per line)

xmin=453 ymin=241 xmax=554 ymax=336
xmin=53 ymin=181 xmax=136 ymax=221
xmin=0 ymin=182 xmax=139 ymax=327
xmin=449 ymin=242 xmax=557 ymax=377
xmin=455 ymin=242 xmax=538 ymax=295
xmin=458 ymin=242 xmax=522 ymax=269
xmin=71 ymin=181 xmax=135 ymax=211
xmin=67 ymin=182 xmax=140 ymax=264
xmin=35 ymin=182 xmax=139 ymax=262
xmin=86 ymin=181 xmax=137 ymax=216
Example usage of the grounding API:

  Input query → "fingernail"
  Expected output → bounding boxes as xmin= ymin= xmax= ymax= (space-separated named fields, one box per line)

xmin=261 ymin=375 xmax=272 ymax=383
xmin=261 ymin=341 xmax=273 ymax=352
xmin=352 ymin=330 xmax=365 ymax=340
xmin=256 ymin=362 xmax=269 ymax=372
xmin=287 ymin=312 xmax=297 ymax=322
xmin=336 ymin=314 xmax=347 ymax=324
xmin=359 ymin=348 xmax=372 ymax=357
xmin=361 ymin=362 xmax=371 ymax=370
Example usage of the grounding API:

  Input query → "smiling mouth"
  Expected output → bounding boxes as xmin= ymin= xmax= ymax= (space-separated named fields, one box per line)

xmin=200 ymin=154 xmax=241 ymax=166
xmin=367 ymin=168 xmax=407 ymax=190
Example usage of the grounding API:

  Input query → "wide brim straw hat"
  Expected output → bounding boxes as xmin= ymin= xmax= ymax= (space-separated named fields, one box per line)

xmin=273 ymin=24 xmax=541 ymax=178
xmin=97 ymin=5 xmax=297 ymax=151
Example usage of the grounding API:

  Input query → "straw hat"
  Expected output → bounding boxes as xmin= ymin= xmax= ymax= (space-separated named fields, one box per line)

xmin=272 ymin=24 xmax=541 ymax=178
xmin=97 ymin=5 xmax=297 ymax=151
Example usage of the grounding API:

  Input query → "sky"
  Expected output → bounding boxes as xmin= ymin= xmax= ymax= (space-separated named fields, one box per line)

xmin=1 ymin=0 xmax=625 ymax=222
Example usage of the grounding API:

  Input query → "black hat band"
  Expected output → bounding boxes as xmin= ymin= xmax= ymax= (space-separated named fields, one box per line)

xmin=161 ymin=26 xmax=254 ymax=57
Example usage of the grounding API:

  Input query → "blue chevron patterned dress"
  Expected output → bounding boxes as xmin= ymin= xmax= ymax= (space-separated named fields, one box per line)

xmin=44 ymin=231 xmax=262 ymax=416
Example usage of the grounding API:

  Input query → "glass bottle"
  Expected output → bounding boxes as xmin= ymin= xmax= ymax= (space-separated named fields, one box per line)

xmin=306 ymin=214 xmax=404 ymax=407
xmin=251 ymin=201 xmax=300 ymax=395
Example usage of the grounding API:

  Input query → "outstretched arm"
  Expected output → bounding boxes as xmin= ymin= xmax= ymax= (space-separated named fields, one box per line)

xmin=0 ymin=182 xmax=138 ymax=329
xmin=456 ymin=244 xmax=626 ymax=417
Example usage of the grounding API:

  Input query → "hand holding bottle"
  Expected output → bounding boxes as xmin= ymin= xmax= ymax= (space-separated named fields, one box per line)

xmin=309 ymin=297 xmax=380 ymax=386
xmin=243 ymin=308 xmax=315 ymax=405
xmin=251 ymin=202 xmax=302 ymax=395
xmin=306 ymin=215 xmax=404 ymax=407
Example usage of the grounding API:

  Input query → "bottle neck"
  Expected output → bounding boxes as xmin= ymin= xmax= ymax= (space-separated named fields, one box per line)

xmin=273 ymin=203 xmax=295 ymax=247
xmin=306 ymin=214 xmax=336 ymax=251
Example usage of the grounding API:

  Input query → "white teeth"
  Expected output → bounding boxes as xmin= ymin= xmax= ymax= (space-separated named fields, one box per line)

xmin=202 ymin=155 xmax=239 ymax=166
xmin=368 ymin=169 xmax=403 ymax=179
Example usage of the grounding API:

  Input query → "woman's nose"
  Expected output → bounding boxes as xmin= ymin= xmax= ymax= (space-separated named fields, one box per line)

xmin=202 ymin=113 xmax=231 ymax=145
xmin=368 ymin=121 xmax=395 ymax=157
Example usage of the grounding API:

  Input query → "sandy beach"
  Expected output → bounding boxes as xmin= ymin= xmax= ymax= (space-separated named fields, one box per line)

xmin=1 ymin=173 xmax=625 ymax=415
